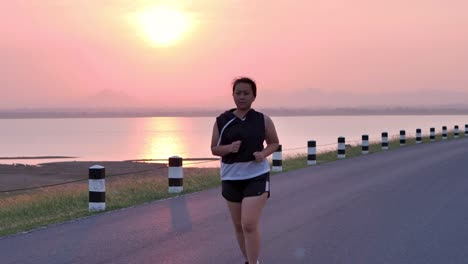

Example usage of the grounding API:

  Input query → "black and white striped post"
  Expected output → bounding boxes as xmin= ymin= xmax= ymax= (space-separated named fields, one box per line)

xmin=382 ymin=132 xmax=389 ymax=150
xmin=430 ymin=127 xmax=435 ymax=142
xmin=416 ymin=128 xmax=422 ymax=144
xmin=400 ymin=130 xmax=406 ymax=146
xmin=168 ymin=156 xmax=183 ymax=193
xmin=338 ymin=137 xmax=346 ymax=159
xmin=362 ymin=135 xmax=369 ymax=154
xmin=442 ymin=126 xmax=448 ymax=140
xmin=89 ymin=165 xmax=105 ymax=212
xmin=272 ymin=144 xmax=282 ymax=172
xmin=465 ymin=124 xmax=468 ymax=136
xmin=454 ymin=125 xmax=459 ymax=138
xmin=307 ymin=140 xmax=317 ymax=165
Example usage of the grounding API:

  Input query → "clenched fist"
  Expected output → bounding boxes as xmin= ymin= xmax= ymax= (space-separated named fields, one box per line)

xmin=230 ymin=140 xmax=242 ymax=153
xmin=253 ymin=151 xmax=265 ymax=162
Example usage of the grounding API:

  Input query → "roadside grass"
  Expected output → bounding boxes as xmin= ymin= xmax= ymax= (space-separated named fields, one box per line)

xmin=0 ymin=131 xmax=465 ymax=237
xmin=0 ymin=168 xmax=220 ymax=237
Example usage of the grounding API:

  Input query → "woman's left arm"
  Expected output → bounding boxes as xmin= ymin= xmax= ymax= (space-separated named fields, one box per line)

xmin=253 ymin=114 xmax=280 ymax=162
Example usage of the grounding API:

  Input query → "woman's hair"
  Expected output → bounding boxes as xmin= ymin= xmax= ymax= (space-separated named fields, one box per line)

xmin=232 ymin=77 xmax=257 ymax=97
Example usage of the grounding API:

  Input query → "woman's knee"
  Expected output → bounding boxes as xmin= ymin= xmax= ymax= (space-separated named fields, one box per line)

xmin=241 ymin=219 xmax=258 ymax=233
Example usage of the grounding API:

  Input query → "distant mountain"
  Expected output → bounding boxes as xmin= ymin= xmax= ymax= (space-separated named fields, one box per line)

xmin=1 ymin=106 xmax=468 ymax=118
xmin=74 ymin=89 xmax=144 ymax=108
xmin=254 ymin=88 xmax=468 ymax=109
xmin=1 ymin=88 xmax=467 ymax=114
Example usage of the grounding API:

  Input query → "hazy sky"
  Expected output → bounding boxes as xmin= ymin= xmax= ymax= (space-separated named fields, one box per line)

xmin=1 ymin=0 xmax=468 ymax=109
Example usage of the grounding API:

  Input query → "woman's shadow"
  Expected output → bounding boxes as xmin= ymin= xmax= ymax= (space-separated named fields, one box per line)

xmin=169 ymin=196 xmax=193 ymax=233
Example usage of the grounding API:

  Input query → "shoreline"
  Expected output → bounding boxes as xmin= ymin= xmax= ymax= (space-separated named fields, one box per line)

xmin=2 ymin=108 xmax=468 ymax=119
xmin=0 ymin=161 xmax=169 ymax=194
xmin=0 ymin=159 xmax=220 ymax=195
xmin=0 ymin=156 xmax=77 ymax=160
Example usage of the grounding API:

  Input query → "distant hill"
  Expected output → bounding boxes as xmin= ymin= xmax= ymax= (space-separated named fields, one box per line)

xmin=1 ymin=106 xmax=468 ymax=118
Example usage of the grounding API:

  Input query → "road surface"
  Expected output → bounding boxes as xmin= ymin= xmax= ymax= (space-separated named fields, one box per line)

xmin=1 ymin=138 xmax=468 ymax=263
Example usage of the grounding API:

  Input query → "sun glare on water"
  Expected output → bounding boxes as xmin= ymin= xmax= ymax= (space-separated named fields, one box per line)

xmin=131 ymin=5 xmax=192 ymax=47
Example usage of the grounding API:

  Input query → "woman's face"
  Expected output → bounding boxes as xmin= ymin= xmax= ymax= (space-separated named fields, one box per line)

xmin=233 ymin=82 xmax=255 ymax=110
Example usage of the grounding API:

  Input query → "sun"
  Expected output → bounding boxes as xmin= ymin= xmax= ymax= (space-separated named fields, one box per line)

xmin=132 ymin=5 xmax=192 ymax=47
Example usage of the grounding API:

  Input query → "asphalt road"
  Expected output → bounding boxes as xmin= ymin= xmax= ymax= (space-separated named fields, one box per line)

xmin=1 ymin=138 xmax=468 ymax=264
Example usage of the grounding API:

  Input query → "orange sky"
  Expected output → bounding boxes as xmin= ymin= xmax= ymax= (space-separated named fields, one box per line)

xmin=1 ymin=0 xmax=468 ymax=109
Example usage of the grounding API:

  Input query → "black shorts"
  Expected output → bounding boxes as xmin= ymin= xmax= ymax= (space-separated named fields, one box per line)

xmin=222 ymin=172 xmax=270 ymax=203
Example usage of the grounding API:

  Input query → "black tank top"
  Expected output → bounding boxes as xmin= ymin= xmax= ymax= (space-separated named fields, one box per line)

xmin=216 ymin=108 xmax=265 ymax=164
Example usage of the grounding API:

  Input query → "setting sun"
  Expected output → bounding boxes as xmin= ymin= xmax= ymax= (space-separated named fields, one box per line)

xmin=132 ymin=5 xmax=192 ymax=47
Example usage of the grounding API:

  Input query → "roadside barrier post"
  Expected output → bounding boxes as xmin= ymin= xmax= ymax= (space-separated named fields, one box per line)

xmin=400 ymin=130 xmax=406 ymax=146
xmin=454 ymin=125 xmax=459 ymax=138
xmin=382 ymin=132 xmax=389 ymax=150
xmin=272 ymin=144 xmax=283 ymax=172
xmin=307 ymin=140 xmax=317 ymax=165
xmin=338 ymin=137 xmax=346 ymax=159
xmin=168 ymin=156 xmax=183 ymax=193
xmin=362 ymin=135 xmax=369 ymax=154
xmin=442 ymin=126 xmax=447 ymax=140
xmin=416 ymin=128 xmax=422 ymax=144
xmin=465 ymin=124 xmax=468 ymax=136
xmin=430 ymin=128 xmax=435 ymax=141
xmin=89 ymin=165 xmax=106 ymax=212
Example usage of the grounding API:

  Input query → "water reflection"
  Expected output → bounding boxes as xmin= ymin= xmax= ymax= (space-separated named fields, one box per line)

xmin=1 ymin=116 xmax=466 ymax=166
xmin=141 ymin=117 xmax=187 ymax=160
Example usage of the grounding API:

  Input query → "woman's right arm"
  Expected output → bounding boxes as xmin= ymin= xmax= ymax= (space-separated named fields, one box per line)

xmin=211 ymin=122 xmax=240 ymax=157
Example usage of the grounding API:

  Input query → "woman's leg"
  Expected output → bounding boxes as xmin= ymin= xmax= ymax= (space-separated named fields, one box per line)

xmin=241 ymin=192 xmax=268 ymax=264
xmin=226 ymin=201 xmax=248 ymax=260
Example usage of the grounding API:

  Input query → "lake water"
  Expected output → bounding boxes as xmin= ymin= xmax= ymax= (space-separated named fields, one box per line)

xmin=1 ymin=115 xmax=467 ymax=166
